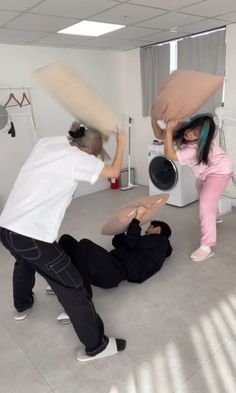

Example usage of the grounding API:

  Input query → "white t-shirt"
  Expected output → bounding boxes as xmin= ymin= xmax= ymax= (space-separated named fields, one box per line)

xmin=0 ymin=136 xmax=105 ymax=242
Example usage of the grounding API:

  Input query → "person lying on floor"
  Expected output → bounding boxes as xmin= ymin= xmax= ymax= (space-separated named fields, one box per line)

xmin=48 ymin=206 xmax=173 ymax=323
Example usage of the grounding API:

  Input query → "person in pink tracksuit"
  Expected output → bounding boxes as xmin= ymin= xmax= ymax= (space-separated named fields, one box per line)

xmin=152 ymin=113 xmax=233 ymax=262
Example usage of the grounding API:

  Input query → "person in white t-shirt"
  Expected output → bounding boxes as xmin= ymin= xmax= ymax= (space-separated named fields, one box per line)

xmin=0 ymin=121 xmax=127 ymax=362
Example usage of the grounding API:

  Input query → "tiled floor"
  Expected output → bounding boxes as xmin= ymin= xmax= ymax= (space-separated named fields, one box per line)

xmin=0 ymin=186 xmax=236 ymax=393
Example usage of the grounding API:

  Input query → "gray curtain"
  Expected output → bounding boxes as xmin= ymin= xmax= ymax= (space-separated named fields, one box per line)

xmin=140 ymin=44 xmax=170 ymax=116
xmin=177 ymin=29 xmax=226 ymax=113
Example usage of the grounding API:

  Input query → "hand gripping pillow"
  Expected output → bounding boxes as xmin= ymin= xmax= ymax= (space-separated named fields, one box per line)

xmin=33 ymin=60 xmax=120 ymax=137
xmin=101 ymin=193 xmax=169 ymax=235
xmin=151 ymin=69 xmax=224 ymax=133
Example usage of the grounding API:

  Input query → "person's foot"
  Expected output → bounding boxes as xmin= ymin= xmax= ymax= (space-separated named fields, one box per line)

xmin=57 ymin=312 xmax=71 ymax=324
xmin=14 ymin=308 xmax=31 ymax=321
xmin=46 ymin=285 xmax=55 ymax=295
xmin=76 ymin=338 xmax=126 ymax=362
xmin=191 ymin=246 xmax=214 ymax=261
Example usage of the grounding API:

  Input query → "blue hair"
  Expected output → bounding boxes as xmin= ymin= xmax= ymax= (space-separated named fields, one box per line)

xmin=198 ymin=120 xmax=210 ymax=162
xmin=173 ymin=113 xmax=216 ymax=164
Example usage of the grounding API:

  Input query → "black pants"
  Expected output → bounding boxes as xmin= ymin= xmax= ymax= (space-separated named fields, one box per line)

xmin=59 ymin=235 xmax=125 ymax=290
xmin=0 ymin=227 xmax=108 ymax=355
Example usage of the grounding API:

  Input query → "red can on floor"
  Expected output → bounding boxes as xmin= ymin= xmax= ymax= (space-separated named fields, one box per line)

xmin=109 ymin=177 xmax=119 ymax=189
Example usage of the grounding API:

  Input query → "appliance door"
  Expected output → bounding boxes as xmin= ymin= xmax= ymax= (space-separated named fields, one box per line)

xmin=149 ymin=155 xmax=178 ymax=191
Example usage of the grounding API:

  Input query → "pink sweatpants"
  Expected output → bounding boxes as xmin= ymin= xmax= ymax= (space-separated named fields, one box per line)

xmin=195 ymin=173 xmax=232 ymax=247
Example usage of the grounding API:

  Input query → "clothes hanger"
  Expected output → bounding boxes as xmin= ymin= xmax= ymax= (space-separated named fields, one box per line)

xmin=20 ymin=92 xmax=31 ymax=107
xmin=3 ymin=92 xmax=21 ymax=108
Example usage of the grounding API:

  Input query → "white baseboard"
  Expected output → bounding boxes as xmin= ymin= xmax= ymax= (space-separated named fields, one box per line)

xmin=136 ymin=177 xmax=148 ymax=186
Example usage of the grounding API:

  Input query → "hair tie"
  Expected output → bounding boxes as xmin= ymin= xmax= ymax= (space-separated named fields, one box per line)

xmin=69 ymin=126 xmax=86 ymax=139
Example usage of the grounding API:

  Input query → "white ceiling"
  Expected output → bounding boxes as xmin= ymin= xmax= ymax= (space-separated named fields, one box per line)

xmin=0 ymin=0 xmax=235 ymax=51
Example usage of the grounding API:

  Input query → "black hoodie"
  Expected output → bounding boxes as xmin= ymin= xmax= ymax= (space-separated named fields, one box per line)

xmin=110 ymin=218 xmax=172 ymax=284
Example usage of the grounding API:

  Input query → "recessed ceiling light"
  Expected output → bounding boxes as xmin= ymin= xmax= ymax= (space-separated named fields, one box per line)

xmin=58 ymin=20 xmax=125 ymax=37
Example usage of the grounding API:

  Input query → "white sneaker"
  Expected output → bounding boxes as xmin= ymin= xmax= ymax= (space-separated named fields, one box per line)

xmin=46 ymin=285 xmax=55 ymax=295
xmin=76 ymin=338 xmax=126 ymax=362
xmin=216 ymin=217 xmax=223 ymax=223
xmin=191 ymin=247 xmax=214 ymax=261
xmin=57 ymin=312 xmax=71 ymax=324
xmin=14 ymin=309 xmax=31 ymax=321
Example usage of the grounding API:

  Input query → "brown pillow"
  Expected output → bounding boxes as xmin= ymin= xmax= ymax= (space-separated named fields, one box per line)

xmin=33 ymin=60 xmax=119 ymax=137
xmin=151 ymin=69 xmax=224 ymax=131
xmin=101 ymin=193 xmax=169 ymax=235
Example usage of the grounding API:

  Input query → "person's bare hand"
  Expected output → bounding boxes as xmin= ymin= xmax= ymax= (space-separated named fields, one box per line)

xmin=116 ymin=130 xmax=127 ymax=145
xmin=136 ymin=206 xmax=148 ymax=221
xmin=166 ymin=120 xmax=179 ymax=131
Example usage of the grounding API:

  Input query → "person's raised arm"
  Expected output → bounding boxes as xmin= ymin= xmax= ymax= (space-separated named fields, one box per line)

xmin=125 ymin=206 xmax=147 ymax=248
xmin=100 ymin=131 xmax=127 ymax=179
xmin=135 ymin=206 xmax=148 ymax=222
xmin=164 ymin=121 xmax=178 ymax=161
xmin=151 ymin=116 xmax=166 ymax=140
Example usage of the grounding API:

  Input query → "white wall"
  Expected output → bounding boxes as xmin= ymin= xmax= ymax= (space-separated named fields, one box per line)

xmin=2 ymin=29 xmax=235 ymax=205
xmin=223 ymin=23 xmax=236 ymax=201
xmin=0 ymin=44 xmax=126 ymax=206
xmin=122 ymin=48 xmax=154 ymax=186
xmin=122 ymin=35 xmax=236 ymax=198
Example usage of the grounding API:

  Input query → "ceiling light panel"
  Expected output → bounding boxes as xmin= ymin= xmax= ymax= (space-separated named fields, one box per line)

xmin=58 ymin=20 xmax=125 ymax=36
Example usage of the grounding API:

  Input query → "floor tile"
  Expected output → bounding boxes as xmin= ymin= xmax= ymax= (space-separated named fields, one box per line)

xmin=0 ymin=187 xmax=235 ymax=393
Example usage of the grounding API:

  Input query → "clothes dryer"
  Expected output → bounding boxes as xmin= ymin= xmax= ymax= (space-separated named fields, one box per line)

xmin=148 ymin=143 xmax=198 ymax=207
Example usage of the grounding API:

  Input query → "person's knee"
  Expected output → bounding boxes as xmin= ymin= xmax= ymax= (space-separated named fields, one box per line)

xmin=99 ymin=281 xmax=120 ymax=289
xmin=97 ymin=275 xmax=121 ymax=289
xmin=58 ymin=234 xmax=77 ymax=255
xmin=58 ymin=234 xmax=73 ymax=246
xmin=78 ymin=238 xmax=94 ymax=249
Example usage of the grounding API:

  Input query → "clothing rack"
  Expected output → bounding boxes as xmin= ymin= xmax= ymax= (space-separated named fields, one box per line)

xmin=215 ymin=107 xmax=236 ymax=187
xmin=0 ymin=112 xmax=37 ymax=142
xmin=215 ymin=106 xmax=236 ymax=126
xmin=223 ymin=116 xmax=236 ymax=123
xmin=0 ymin=86 xmax=37 ymax=138
xmin=0 ymin=86 xmax=33 ymax=90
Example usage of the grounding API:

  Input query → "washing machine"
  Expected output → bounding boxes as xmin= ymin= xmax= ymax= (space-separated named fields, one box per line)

xmin=148 ymin=143 xmax=198 ymax=207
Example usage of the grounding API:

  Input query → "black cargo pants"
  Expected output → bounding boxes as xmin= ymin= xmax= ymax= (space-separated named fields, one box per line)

xmin=0 ymin=227 xmax=108 ymax=355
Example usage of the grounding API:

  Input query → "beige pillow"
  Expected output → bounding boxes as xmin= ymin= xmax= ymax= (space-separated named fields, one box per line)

xmin=33 ymin=60 xmax=119 ymax=137
xmin=101 ymin=193 xmax=169 ymax=235
xmin=151 ymin=69 xmax=224 ymax=130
